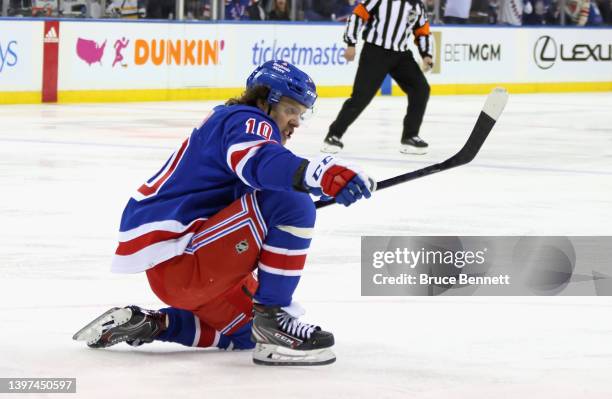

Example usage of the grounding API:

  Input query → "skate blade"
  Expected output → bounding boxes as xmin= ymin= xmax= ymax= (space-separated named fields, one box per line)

xmin=320 ymin=143 xmax=341 ymax=154
xmin=252 ymin=343 xmax=336 ymax=366
xmin=72 ymin=307 xmax=132 ymax=345
xmin=399 ymin=145 xmax=427 ymax=155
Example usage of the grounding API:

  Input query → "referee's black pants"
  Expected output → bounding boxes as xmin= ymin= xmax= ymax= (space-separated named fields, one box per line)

xmin=328 ymin=42 xmax=430 ymax=142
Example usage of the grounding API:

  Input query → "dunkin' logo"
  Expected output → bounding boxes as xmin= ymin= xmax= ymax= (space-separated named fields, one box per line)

xmin=134 ymin=39 xmax=225 ymax=66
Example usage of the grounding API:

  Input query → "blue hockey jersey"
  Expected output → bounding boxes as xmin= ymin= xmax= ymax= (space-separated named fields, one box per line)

xmin=111 ymin=104 xmax=307 ymax=273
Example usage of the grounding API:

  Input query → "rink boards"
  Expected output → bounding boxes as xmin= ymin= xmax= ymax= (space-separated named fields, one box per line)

xmin=0 ymin=18 xmax=611 ymax=104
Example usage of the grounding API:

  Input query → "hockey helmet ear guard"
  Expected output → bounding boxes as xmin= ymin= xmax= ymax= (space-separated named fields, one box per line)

xmin=246 ymin=61 xmax=318 ymax=109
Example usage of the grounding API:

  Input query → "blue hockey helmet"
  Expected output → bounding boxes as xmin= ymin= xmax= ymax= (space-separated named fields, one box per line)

xmin=246 ymin=61 xmax=317 ymax=109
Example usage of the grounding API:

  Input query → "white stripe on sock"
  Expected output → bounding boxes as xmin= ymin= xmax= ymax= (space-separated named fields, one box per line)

xmin=192 ymin=314 xmax=201 ymax=347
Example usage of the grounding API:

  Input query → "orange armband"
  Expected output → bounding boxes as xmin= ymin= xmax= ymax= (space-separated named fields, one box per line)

xmin=353 ymin=3 xmax=370 ymax=21
xmin=413 ymin=21 xmax=430 ymax=37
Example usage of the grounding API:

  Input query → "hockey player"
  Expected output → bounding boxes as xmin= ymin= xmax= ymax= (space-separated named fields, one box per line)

xmin=73 ymin=61 xmax=376 ymax=366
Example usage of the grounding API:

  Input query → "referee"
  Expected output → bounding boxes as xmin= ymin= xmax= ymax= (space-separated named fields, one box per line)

xmin=321 ymin=0 xmax=433 ymax=155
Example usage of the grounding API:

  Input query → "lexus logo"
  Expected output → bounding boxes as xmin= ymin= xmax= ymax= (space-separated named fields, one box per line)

xmin=533 ymin=35 xmax=557 ymax=70
xmin=533 ymin=35 xmax=611 ymax=70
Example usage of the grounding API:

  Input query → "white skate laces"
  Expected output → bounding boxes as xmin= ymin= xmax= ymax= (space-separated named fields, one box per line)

xmin=277 ymin=301 xmax=318 ymax=339
xmin=277 ymin=313 xmax=318 ymax=340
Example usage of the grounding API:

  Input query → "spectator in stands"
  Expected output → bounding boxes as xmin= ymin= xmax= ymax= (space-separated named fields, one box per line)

xmin=225 ymin=0 xmax=249 ymax=19
xmin=588 ymin=1 xmax=605 ymax=23
xmin=563 ymin=0 xmax=603 ymax=24
xmin=564 ymin=0 xmax=590 ymax=24
xmin=247 ymin=0 xmax=267 ymax=19
xmin=497 ymin=0 xmax=532 ymax=25
xmin=268 ymin=0 xmax=290 ymax=20
xmin=522 ymin=0 xmax=551 ymax=24
xmin=487 ymin=0 xmax=499 ymax=23
xmin=86 ymin=0 xmax=103 ymax=18
xmin=333 ymin=0 xmax=356 ymax=21
xmin=107 ymin=0 xmax=139 ymax=18
xmin=304 ymin=0 xmax=340 ymax=20
xmin=598 ymin=0 xmax=611 ymax=23
xmin=146 ymin=0 xmax=175 ymax=19
xmin=444 ymin=0 xmax=472 ymax=23
xmin=185 ymin=0 xmax=212 ymax=19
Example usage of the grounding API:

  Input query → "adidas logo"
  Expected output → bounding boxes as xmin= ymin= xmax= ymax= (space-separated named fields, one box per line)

xmin=44 ymin=27 xmax=59 ymax=43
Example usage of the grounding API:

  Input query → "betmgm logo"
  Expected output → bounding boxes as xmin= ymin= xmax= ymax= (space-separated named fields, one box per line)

xmin=533 ymin=35 xmax=612 ymax=70
xmin=429 ymin=32 xmax=501 ymax=74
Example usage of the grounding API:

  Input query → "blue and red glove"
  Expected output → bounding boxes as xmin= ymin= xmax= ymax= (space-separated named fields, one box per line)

xmin=303 ymin=155 xmax=376 ymax=206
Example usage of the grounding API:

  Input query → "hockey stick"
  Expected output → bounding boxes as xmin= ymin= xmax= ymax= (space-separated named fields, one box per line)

xmin=314 ymin=87 xmax=509 ymax=209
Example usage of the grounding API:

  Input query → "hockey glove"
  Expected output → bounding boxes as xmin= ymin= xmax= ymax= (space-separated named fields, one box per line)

xmin=302 ymin=155 xmax=376 ymax=207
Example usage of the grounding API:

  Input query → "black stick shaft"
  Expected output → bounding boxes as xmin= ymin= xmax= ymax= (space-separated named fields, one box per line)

xmin=314 ymin=111 xmax=496 ymax=209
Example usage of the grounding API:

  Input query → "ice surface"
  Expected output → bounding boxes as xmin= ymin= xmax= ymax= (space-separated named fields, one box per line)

xmin=1 ymin=93 xmax=612 ymax=398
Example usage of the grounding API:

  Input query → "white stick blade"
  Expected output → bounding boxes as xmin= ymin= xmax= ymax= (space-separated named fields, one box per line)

xmin=482 ymin=87 xmax=509 ymax=121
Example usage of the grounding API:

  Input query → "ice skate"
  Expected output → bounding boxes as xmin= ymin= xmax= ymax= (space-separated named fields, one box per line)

xmin=321 ymin=135 xmax=344 ymax=153
xmin=251 ymin=304 xmax=335 ymax=366
xmin=400 ymin=135 xmax=428 ymax=155
xmin=73 ymin=306 xmax=166 ymax=348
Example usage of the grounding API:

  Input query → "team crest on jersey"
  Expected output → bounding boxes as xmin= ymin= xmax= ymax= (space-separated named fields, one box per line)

xmin=235 ymin=240 xmax=249 ymax=254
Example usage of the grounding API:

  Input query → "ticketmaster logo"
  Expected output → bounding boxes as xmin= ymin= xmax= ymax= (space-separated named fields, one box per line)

xmin=251 ymin=40 xmax=348 ymax=66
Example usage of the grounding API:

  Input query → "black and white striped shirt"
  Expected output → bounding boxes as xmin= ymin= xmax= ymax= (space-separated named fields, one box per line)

xmin=344 ymin=0 xmax=433 ymax=57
